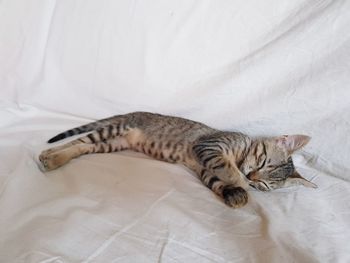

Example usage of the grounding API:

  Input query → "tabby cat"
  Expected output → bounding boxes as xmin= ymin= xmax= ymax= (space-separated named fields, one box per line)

xmin=39 ymin=112 xmax=317 ymax=208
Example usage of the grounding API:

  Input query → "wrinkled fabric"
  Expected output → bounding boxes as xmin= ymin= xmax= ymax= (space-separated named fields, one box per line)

xmin=0 ymin=1 xmax=349 ymax=262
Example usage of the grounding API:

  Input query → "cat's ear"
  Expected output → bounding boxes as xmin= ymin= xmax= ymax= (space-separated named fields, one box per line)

xmin=275 ymin=135 xmax=311 ymax=154
xmin=283 ymin=171 xmax=317 ymax=188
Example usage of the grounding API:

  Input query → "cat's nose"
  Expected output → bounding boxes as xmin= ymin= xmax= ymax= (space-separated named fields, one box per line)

xmin=247 ymin=172 xmax=259 ymax=180
xmin=247 ymin=172 xmax=253 ymax=180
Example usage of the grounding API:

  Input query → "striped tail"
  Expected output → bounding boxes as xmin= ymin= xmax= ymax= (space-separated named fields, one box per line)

xmin=47 ymin=117 xmax=114 ymax=143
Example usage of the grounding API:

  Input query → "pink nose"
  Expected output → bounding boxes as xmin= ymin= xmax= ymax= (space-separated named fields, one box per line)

xmin=248 ymin=172 xmax=260 ymax=180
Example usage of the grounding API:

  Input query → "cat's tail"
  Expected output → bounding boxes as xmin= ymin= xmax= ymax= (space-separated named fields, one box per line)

xmin=47 ymin=117 xmax=114 ymax=143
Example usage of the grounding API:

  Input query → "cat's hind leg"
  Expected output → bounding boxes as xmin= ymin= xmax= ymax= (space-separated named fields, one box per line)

xmin=40 ymin=123 xmax=132 ymax=162
xmin=40 ymin=123 xmax=132 ymax=158
xmin=39 ymin=139 xmax=83 ymax=158
xmin=39 ymin=137 xmax=129 ymax=171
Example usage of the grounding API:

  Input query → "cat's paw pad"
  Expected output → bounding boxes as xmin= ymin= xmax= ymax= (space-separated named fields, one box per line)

xmin=222 ymin=186 xmax=248 ymax=208
xmin=39 ymin=151 xmax=66 ymax=171
xmin=39 ymin=151 xmax=49 ymax=163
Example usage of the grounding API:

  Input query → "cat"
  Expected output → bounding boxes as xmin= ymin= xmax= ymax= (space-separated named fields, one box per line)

xmin=39 ymin=112 xmax=317 ymax=208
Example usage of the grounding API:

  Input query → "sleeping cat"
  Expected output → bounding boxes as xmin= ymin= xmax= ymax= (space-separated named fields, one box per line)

xmin=39 ymin=112 xmax=317 ymax=208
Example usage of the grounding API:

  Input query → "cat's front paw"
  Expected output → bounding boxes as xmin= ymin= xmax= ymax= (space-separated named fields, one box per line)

xmin=222 ymin=186 xmax=248 ymax=208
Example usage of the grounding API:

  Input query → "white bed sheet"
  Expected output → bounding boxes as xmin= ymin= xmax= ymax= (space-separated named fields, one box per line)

xmin=1 ymin=1 xmax=350 ymax=262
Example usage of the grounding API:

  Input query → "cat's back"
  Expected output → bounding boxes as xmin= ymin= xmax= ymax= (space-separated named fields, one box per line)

xmin=121 ymin=111 xmax=216 ymax=142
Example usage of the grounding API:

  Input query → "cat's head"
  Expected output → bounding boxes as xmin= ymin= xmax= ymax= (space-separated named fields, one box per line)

xmin=241 ymin=135 xmax=317 ymax=191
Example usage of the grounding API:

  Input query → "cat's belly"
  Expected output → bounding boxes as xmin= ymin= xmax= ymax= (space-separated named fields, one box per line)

xmin=132 ymin=141 xmax=188 ymax=163
xmin=126 ymin=127 xmax=198 ymax=166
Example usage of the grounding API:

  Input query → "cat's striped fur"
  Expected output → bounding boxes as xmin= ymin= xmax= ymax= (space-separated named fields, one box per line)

xmin=39 ymin=112 xmax=317 ymax=208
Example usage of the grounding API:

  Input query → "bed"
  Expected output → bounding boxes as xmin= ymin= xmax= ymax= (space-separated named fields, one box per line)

xmin=1 ymin=1 xmax=350 ymax=262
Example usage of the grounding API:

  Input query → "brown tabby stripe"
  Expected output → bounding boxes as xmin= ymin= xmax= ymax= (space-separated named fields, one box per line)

xmin=97 ymin=129 xmax=104 ymax=140
xmin=108 ymin=125 xmax=114 ymax=138
xmin=207 ymin=176 xmax=220 ymax=189
xmin=108 ymin=143 xmax=113 ymax=152
xmin=116 ymin=123 xmax=121 ymax=135
xmin=212 ymin=162 xmax=226 ymax=170
xmin=87 ymin=133 xmax=96 ymax=143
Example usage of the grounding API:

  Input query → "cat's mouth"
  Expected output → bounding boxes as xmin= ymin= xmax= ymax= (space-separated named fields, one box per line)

xmin=249 ymin=180 xmax=270 ymax=191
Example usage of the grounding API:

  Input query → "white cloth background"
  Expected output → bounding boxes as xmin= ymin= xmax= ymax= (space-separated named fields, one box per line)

xmin=1 ymin=0 xmax=349 ymax=262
